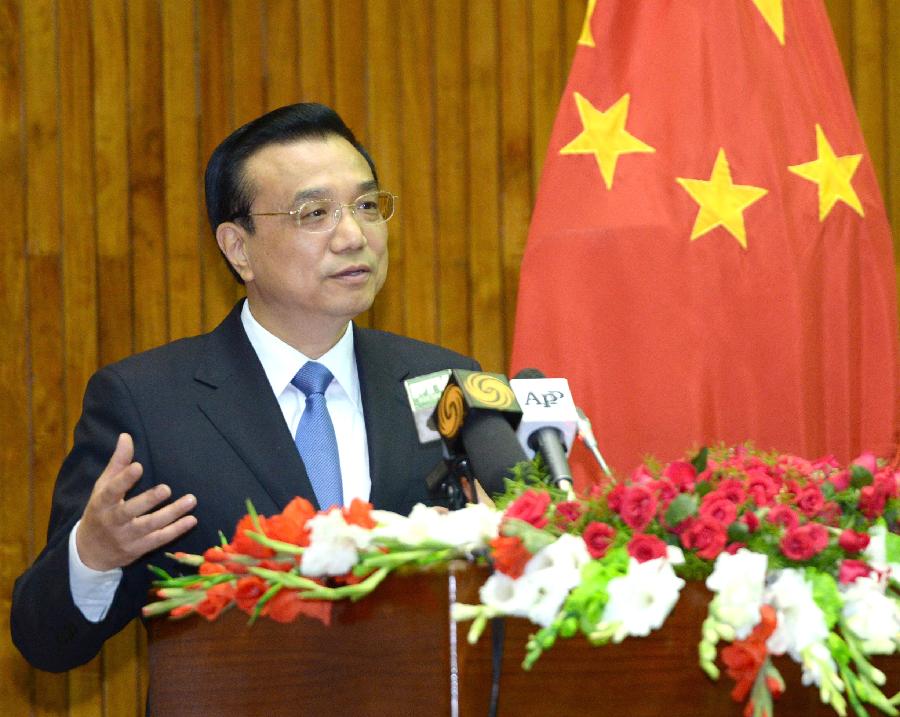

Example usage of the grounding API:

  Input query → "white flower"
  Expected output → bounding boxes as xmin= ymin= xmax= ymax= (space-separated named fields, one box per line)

xmin=600 ymin=557 xmax=685 ymax=641
xmin=371 ymin=503 xmax=501 ymax=550
xmin=300 ymin=510 xmax=373 ymax=577
xmin=862 ymin=524 xmax=900 ymax=580
xmin=765 ymin=569 xmax=829 ymax=661
xmin=705 ymin=549 xmax=767 ymax=639
xmin=479 ymin=572 xmax=540 ymax=618
xmin=519 ymin=534 xmax=591 ymax=627
xmin=841 ymin=576 xmax=900 ymax=654
xmin=800 ymin=641 xmax=839 ymax=688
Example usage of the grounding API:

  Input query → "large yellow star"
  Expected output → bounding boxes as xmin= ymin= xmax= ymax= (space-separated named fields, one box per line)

xmin=578 ymin=0 xmax=598 ymax=47
xmin=751 ymin=0 xmax=785 ymax=45
xmin=788 ymin=124 xmax=864 ymax=221
xmin=559 ymin=92 xmax=655 ymax=190
xmin=676 ymin=148 xmax=769 ymax=249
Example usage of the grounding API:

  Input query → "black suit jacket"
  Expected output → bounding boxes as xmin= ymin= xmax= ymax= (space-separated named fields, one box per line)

xmin=11 ymin=301 xmax=478 ymax=672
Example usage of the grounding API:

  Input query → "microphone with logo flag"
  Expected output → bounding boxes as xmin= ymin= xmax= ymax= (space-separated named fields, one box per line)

xmin=428 ymin=369 xmax=528 ymax=498
xmin=509 ymin=368 xmax=578 ymax=496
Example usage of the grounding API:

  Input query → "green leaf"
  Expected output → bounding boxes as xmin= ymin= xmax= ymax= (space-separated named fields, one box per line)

xmin=691 ymin=446 xmax=709 ymax=474
xmin=886 ymin=531 xmax=900 ymax=565
xmin=850 ymin=464 xmax=874 ymax=488
xmin=665 ymin=494 xmax=698 ymax=527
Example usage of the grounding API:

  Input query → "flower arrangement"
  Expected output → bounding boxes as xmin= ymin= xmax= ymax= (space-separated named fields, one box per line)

xmin=144 ymin=445 xmax=900 ymax=717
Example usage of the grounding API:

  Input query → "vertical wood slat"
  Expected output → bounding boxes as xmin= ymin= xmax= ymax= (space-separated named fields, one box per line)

xmin=0 ymin=0 xmax=32 ymax=714
xmin=398 ymin=1 xmax=437 ymax=343
xmin=4 ymin=2 xmax=897 ymax=715
xmin=467 ymin=0 xmax=504 ymax=372
xmin=163 ymin=1 xmax=202 ymax=342
xmin=366 ymin=0 xmax=404 ymax=335
xmin=59 ymin=0 xmax=102 ymax=711
xmin=434 ymin=0 xmax=469 ymax=356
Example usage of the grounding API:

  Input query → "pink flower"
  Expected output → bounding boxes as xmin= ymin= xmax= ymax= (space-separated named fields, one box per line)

xmin=583 ymin=522 xmax=616 ymax=559
xmin=606 ymin=483 xmax=627 ymax=513
xmin=829 ymin=470 xmax=851 ymax=491
xmin=838 ymin=529 xmax=870 ymax=553
xmin=796 ymin=484 xmax=825 ymax=518
xmin=766 ymin=505 xmax=799 ymax=531
xmin=742 ymin=511 xmax=760 ymax=533
xmin=505 ymin=490 xmax=551 ymax=528
xmin=818 ymin=501 xmax=842 ymax=526
xmin=725 ymin=542 xmax=747 ymax=555
xmin=851 ymin=452 xmax=878 ymax=475
xmin=630 ymin=464 xmax=655 ymax=484
xmin=839 ymin=559 xmax=873 ymax=584
xmin=680 ymin=517 xmax=727 ymax=560
xmin=627 ymin=533 xmax=668 ymax=563
xmin=780 ymin=524 xmax=829 ymax=561
xmin=619 ymin=485 xmax=658 ymax=531
xmin=699 ymin=494 xmax=738 ymax=527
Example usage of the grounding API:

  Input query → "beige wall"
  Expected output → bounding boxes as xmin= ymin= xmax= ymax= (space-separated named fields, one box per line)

xmin=0 ymin=1 xmax=896 ymax=714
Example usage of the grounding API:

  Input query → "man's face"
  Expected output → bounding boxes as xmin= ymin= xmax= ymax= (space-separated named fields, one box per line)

xmin=233 ymin=136 xmax=389 ymax=340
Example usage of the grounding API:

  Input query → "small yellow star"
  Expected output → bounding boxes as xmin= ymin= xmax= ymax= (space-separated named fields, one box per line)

xmin=788 ymin=124 xmax=864 ymax=221
xmin=676 ymin=148 xmax=769 ymax=249
xmin=559 ymin=92 xmax=655 ymax=190
xmin=578 ymin=0 xmax=598 ymax=47
xmin=751 ymin=0 xmax=785 ymax=45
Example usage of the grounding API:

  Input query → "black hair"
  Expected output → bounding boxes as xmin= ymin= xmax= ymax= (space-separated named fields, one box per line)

xmin=204 ymin=103 xmax=377 ymax=283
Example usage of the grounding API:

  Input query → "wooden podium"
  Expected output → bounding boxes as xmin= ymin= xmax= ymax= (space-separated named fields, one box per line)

xmin=147 ymin=564 xmax=898 ymax=716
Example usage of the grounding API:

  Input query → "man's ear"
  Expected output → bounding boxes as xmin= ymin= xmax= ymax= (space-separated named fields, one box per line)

xmin=216 ymin=222 xmax=254 ymax=282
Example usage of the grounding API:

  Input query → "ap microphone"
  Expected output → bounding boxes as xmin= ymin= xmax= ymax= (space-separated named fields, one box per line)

xmin=431 ymin=370 xmax=528 ymax=496
xmin=509 ymin=368 xmax=577 ymax=493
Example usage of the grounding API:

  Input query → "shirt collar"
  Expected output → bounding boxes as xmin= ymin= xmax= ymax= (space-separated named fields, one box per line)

xmin=240 ymin=300 xmax=360 ymax=408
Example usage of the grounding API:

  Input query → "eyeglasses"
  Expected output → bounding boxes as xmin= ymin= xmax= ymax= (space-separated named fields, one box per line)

xmin=247 ymin=190 xmax=397 ymax=233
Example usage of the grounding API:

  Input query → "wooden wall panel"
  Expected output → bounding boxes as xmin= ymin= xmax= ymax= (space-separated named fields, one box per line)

xmin=1 ymin=2 xmax=895 ymax=714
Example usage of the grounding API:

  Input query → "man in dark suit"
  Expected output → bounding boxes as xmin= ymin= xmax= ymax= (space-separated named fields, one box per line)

xmin=11 ymin=103 xmax=478 ymax=673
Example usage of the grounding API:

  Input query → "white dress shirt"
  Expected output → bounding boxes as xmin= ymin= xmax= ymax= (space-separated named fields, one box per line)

xmin=69 ymin=300 xmax=371 ymax=621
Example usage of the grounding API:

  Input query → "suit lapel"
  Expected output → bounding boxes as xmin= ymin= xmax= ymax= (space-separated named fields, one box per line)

xmin=354 ymin=327 xmax=415 ymax=510
xmin=193 ymin=302 xmax=318 ymax=510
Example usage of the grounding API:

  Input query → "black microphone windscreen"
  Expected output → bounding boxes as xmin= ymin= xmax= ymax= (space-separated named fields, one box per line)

xmin=459 ymin=410 xmax=528 ymax=496
xmin=513 ymin=367 xmax=545 ymax=380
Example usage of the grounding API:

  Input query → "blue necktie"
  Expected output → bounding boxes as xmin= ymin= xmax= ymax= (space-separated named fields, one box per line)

xmin=291 ymin=362 xmax=343 ymax=510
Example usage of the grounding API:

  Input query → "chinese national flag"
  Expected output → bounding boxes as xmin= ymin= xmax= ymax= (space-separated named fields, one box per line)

xmin=510 ymin=1 xmax=898 ymax=481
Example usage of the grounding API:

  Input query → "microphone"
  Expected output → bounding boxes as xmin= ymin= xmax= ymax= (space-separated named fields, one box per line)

xmin=575 ymin=407 xmax=614 ymax=478
xmin=431 ymin=369 xmax=528 ymax=496
xmin=509 ymin=368 xmax=577 ymax=495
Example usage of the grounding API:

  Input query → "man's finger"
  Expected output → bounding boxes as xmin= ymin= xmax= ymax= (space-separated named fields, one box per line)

xmin=116 ymin=483 xmax=172 ymax=523
xmin=131 ymin=493 xmax=196 ymax=534
xmin=105 ymin=433 xmax=135 ymax=475
xmin=94 ymin=460 xmax=144 ymax=508
xmin=132 ymin=514 xmax=198 ymax=557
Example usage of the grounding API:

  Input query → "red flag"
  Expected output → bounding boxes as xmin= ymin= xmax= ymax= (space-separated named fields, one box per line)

xmin=511 ymin=1 xmax=898 ymax=481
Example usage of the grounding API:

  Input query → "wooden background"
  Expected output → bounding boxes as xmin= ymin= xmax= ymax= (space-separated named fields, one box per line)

xmin=0 ymin=1 xmax=896 ymax=714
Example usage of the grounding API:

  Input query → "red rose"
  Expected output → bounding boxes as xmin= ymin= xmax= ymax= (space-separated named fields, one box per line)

xmin=654 ymin=479 xmax=678 ymax=504
xmin=606 ymin=483 xmax=627 ymax=513
xmin=490 ymin=535 xmax=532 ymax=578
xmin=796 ymin=484 xmax=825 ymax=517
xmin=235 ymin=576 xmax=269 ymax=613
xmin=662 ymin=460 xmax=697 ymax=492
xmin=742 ymin=511 xmax=760 ymax=533
xmin=725 ymin=542 xmax=746 ymax=555
xmin=766 ymin=505 xmax=799 ymax=531
xmin=875 ymin=471 xmax=899 ymax=500
xmin=583 ymin=522 xmax=616 ymax=559
xmin=780 ymin=524 xmax=829 ymax=561
xmin=716 ymin=479 xmax=747 ymax=505
xmin=680 ymin=517 xmax=727 ymax=559
xmin=505 ymin=489 xmax=551 ymax=528
xmin=627 ymin=533 xmax=668 ymax=563
xmin=859 ymin=485 xmax=887 ymax=520
xmin=839 ymin=559 xmax=873 ymax=584
xmin=851 ymin=452 xmax=878 ymax=475
xmin=747 ymin=469 xmax=779 ymax=507
xmin=554 ymin=500 xmax=583 ymax=526
xmin=818 ymin=501 xmax=842 ymax=526
xmin=619 ymin=485 xmax=658 ymax=531
xmin=838 ymin=529 xmax=870 ymax=553
xmin=699 ymin=494 xmax=738 ymax=527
